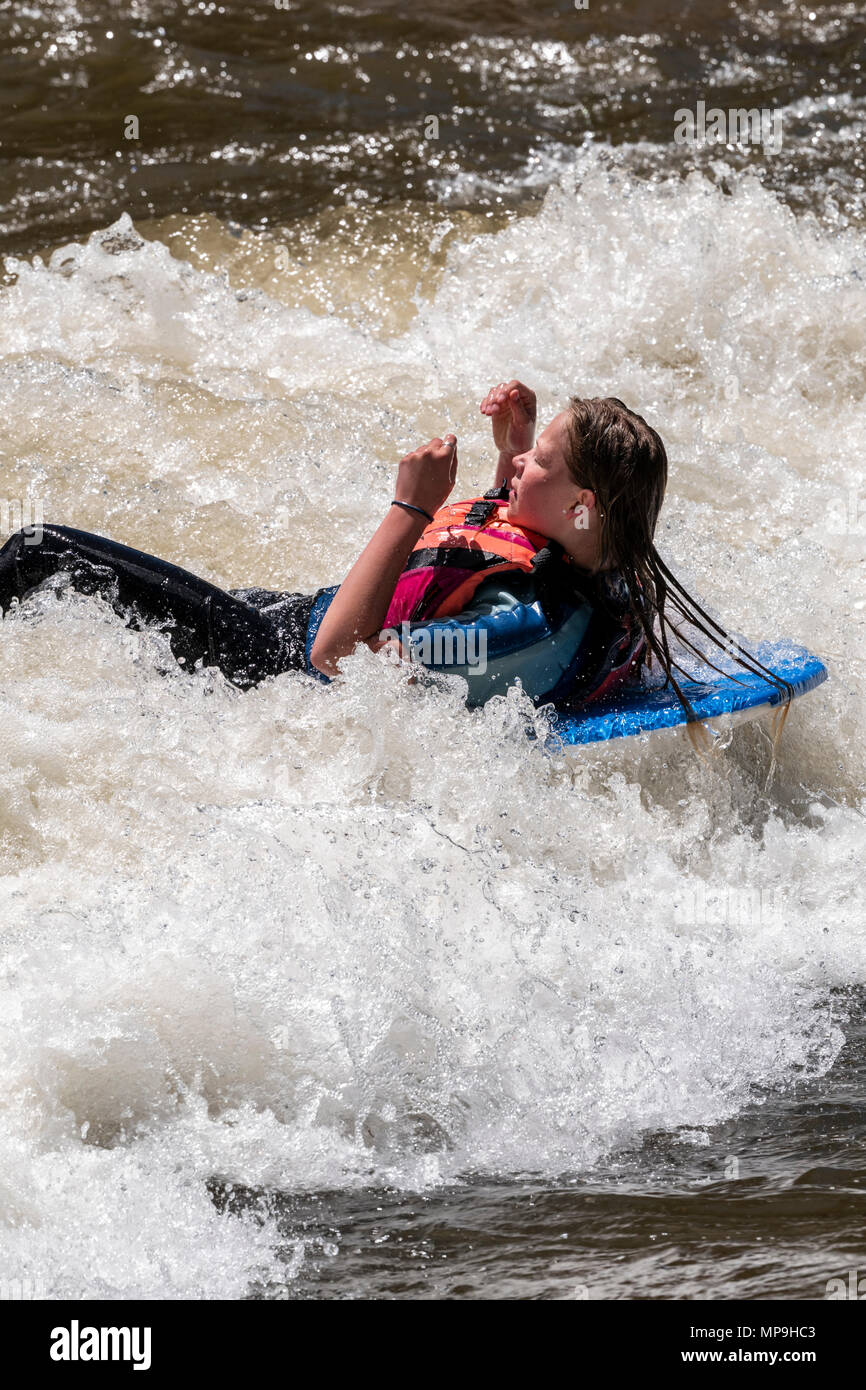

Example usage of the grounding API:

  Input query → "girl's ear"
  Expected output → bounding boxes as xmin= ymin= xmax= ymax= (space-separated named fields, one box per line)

xmin=562 ymin=488 xmax=599 ymax=521
xmin=567 ymin=504 xmax=591 ymax=531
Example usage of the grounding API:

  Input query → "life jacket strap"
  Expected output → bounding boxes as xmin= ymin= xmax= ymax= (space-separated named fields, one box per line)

xmin=462 ymin=498 xmax=497 ymax=528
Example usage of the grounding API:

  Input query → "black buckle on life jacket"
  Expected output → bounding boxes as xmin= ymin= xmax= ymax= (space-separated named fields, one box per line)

xmin=464 ymin=499 xmax=497 ymax=528
xmin=483 ymin=483 xmax=510 ymax=502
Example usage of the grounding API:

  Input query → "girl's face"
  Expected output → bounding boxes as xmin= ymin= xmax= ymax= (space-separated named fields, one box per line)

xmin=506 ymin=411 xmax=600 ymax=548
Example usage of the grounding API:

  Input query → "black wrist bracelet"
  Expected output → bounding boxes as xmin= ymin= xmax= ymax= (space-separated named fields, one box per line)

xmin=391 ymin=499 xmax=434 ymax=523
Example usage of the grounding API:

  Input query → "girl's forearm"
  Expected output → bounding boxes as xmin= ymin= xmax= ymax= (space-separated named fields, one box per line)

xmin=310 ymin=505 xmax=427 ymax=676
xmin=494 ymin=451 xmax=519 ymax=489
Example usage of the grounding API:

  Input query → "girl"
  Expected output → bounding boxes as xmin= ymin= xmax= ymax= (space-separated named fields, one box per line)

xmin=0 ymin=381 xmax=790 ymax=722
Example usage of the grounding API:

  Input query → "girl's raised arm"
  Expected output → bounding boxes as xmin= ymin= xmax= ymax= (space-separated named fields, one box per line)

xmin=480 ymin=379 xmax=537 ymax=487
xmin=309 ymin=435 xmax=458 ymax=677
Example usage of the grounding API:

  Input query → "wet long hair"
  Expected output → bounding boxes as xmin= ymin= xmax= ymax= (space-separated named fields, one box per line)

xmin=559 ymin=395 xmax=794 ymax=732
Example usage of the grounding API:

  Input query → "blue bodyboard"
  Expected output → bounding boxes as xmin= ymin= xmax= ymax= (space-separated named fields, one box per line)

xmin=545 ymin=643 xmax=828 ymax=748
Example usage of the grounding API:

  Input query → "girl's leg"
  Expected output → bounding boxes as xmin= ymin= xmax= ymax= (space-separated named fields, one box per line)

xmin=0 ymin=524 xmax=311 ymax=688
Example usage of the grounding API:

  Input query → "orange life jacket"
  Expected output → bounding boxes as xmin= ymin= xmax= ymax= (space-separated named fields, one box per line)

xmin=381 ymin=489 xmax=646 ymax=707
xmin=384 ymin=494 xmax=551 ymax=627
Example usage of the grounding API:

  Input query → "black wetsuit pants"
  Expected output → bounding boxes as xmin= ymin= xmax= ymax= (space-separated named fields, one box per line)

xmin=0 ymin=524 xmax=323 ymax=689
